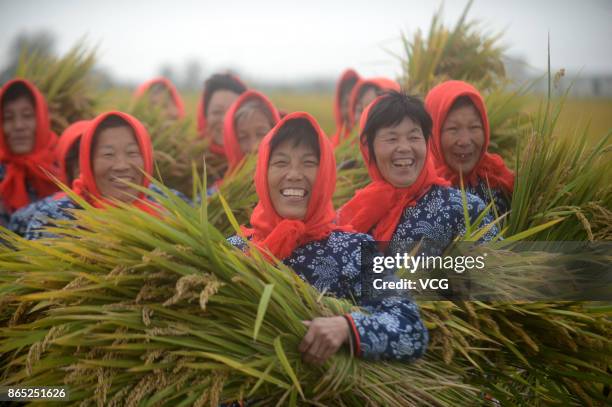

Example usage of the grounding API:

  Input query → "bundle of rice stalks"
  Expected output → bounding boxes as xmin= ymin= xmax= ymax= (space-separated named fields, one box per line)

xmin=128 ymin=99 xmax=207 ymax=196
xmin=15 ymin=41 xmax=98 ymax=135
xmin=0 ymin=188 xmax=480 ymax=406
xmin=398 ymin=1 xmax=505 ymax=95
xmin=507 ymin=92 xmax=612 ymax=241
xmin=333 ymin=136 xmax=369 ymax=208
xmin=207 ymin=156 xmax=258 ymax=235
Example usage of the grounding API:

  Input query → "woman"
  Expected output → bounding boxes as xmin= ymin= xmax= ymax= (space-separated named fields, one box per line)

xmin=342 ymin=77 xmax=401 ymax=143
xmin=134 ymin=77 xmax=185 ymax=120
xmin=24 ymin=111 xmax=161 ymax=240
xmin=228 ymin=112 xmax=428 ymax=364
xmin=425 ymin=80 xmax=514 ymax=215
xmin=222 ymin=90 xmax=280 ymax=175
xmin=197 ymin=73 xmax=248 ymax=184
xmin=338 ymin=91 xmax=498 ymax=253
xmin=330 ymin=69 xmax=360 ymax=146
xmin=0 ymin=78 xmax=60 ymax=225
xmin=8 ymin=120 xmax=90 ymax=236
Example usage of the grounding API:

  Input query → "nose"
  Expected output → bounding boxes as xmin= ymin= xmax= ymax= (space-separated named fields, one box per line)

xmin=14 ymin=115 xmax=26 ymax=129
xmin=111 ymin=154 xmax=131 ymax=171
xmin=455 ymin=129 xmax=471 ymax=147
xmin=285 ymin=164 xmax=304 ymax=182
xmin=395 ymin=136 xmax=411 ymax=153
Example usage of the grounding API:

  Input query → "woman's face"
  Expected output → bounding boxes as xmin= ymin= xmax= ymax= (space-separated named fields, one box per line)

xmin=149 ymin=88 xmax=179 ymax=120
xmin=373 ymin=117 xmax=427 ymax=188
xmin=354 ymin=87 xmax=379 ymax=125
xmin=2 ymin=96 xmax=37 ymax=155
xmin=268 ymin=138 xmax=319 ymax=220
xmin=236 ymin=110 xmax=273 ymax=155
xmin=440 ymin=103 xmax=485 ymax=175
xmin=206 ymin=90 xmax=239 ymax=145
xmin=92 ymin=126 xmax=145 ymax=203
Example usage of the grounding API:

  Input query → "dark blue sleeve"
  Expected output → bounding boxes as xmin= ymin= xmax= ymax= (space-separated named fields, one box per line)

xmin=345 ymin=234 xmax=429 ymax=362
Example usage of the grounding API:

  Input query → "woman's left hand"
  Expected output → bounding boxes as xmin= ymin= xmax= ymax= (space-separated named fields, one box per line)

xmin=299 ymin=316 xmax=350 ymax=365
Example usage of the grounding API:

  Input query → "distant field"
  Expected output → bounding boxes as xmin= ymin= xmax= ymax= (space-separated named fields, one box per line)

xmin=98 ymin=88 xmax=611 ymax=145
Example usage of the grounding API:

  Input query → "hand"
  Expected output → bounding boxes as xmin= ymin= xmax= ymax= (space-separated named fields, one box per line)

xmin=298 ymin=316 xmax=350 ymax=366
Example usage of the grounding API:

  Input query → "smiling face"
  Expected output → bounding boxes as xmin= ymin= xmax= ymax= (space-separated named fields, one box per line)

xmin=206 ymin=90 xmax=240 ymax=145
xmin=267 ymin=138 xmax=320 ymax=220
xmin=2 ymin=96 xmax=37 ymax=155
xmin=440 ymin=102 xmax=485 ymax=175
xmin=373 ymin=117 xmax=427 ymax=188
xmin=92 ymin=125 xmax=144 ymax=203
xmin=236 ymin=109 xmax=273 ymax=155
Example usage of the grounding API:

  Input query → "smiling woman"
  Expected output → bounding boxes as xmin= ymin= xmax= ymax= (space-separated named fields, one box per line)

xmin=222 ymin=90 xmax=280 ymax=174
xmin=23 ymin=111 xmax=162 ymax=240
xmin=0 ymin=79 xmax=60 ymax=225
xmin=426 ymin=80 xmax=515 ymax=215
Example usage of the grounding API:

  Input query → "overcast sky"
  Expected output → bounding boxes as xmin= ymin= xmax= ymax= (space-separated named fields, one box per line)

xmin=1 ymin=0 xmax=611 ymax=84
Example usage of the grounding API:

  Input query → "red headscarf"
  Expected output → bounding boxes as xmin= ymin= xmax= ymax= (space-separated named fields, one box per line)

xmin=331 ymin=69 xmax=360 ymax=146
xmin=0 ymin=78 xmax=60 ymax=213
xmin=425 ymin=80 xmax=514 ymax=194
xmin=338 ymin=95 xmax=450 ymax=241
xmin=134 ymin=77 xmax=185 ymax=119
xmin=196 ymin=74 xmax=247 ymax=156
xmin=57 ymin=120 xmax=91 ymax=185
xmin=223 ymin=90 xmax=280 ymax=173
xmin=71 ymin=111 xmax=161 ymax=217
xmin=241 ymin=112 xmax=353 ymax=260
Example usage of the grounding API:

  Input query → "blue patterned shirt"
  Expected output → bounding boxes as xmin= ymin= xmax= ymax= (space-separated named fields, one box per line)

xmin=389 ymin=185 xmax=499 ymax=255
xmin=228 ymin=231 xmax=428 ymax=362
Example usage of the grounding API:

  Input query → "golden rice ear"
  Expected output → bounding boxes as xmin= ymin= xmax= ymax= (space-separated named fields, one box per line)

xmin=15 ymin=40 xmax=98 ymax=135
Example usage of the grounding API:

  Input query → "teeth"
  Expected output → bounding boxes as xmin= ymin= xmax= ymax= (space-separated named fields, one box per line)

xmin=281 ymin=188 xmax=306 ymax=197
xmin=393 ymin=158 xmax=415 ymax=167
xmin=111 ymin=177 xmax=133 ymax=183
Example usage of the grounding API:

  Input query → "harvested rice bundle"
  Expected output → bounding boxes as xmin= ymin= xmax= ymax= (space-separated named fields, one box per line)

xmin=14 ymin=42 xmax=98 ymax=135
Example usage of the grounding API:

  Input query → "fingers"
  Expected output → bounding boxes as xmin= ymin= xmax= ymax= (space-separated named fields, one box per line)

xmin=298 ymin=321 xmax=314 ymax=353
xmin=299 ymin=317 xmax=349 ymax=366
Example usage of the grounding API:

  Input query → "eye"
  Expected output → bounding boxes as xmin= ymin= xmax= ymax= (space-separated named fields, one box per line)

xmin=445 ymin=126 xmax=457 ymax=132
xmin=470 ymin=125 xmax=482 ymax=130
xmin=270 ymin=159 xmax=288 ymax=167
xmin=304 ymin=159 xmax=319 ymax=167
xmin=128 ymin=151 xmax=141 ymax=158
